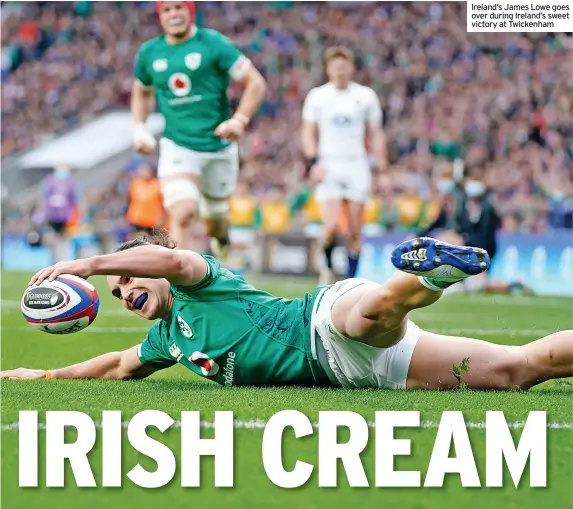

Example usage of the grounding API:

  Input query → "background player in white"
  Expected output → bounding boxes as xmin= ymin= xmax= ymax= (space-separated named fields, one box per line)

xmin=301 ymin=47 xmax=388 ymax=285
xmin=131 ymin=1 xmax=266 ymax=254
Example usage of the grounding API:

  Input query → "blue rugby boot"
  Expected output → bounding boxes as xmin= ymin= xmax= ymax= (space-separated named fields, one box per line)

xmin=390 ymin=237 xmax=490 ymax=291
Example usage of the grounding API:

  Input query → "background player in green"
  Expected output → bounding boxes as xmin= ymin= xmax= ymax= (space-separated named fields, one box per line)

xmin=4 ymin=234 xmax=573 ymax=393
xmin=132 ymin=1 xmax=266 ymax=254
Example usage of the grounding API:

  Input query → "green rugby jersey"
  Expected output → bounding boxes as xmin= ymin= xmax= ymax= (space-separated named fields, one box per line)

xmin=137 ymin=257 xmax=332 ymax=387
xmin=134 ymin=27 xmax=248 ymax=152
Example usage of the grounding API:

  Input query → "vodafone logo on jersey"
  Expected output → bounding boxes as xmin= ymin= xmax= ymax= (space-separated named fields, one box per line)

xmin=189 ymin=351 xmax=219 ymax=377
xmin=169 ymin=72 xmax=191 ymax=97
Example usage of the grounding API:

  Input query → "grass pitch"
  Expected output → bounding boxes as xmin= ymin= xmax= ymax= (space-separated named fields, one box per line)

xmin=1 ymin=270 xmax=572 ymax=509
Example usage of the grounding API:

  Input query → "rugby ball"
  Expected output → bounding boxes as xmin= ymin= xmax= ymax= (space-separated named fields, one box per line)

xmin=21 ymin=275 xmax=99 ymax=334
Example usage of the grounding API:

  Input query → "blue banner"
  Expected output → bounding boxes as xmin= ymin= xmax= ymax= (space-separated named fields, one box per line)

xmin=488 ymin=232 xmax=572 ymax=296
xmin=1 ymin=235 xmax=99 ymax=271
xmin=356 ymin=232 xmax=573 ymax=297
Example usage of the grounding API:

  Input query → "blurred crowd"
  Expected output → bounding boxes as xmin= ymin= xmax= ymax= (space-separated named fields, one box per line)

xmin=2 ymin=1 xmax=573 ymax=235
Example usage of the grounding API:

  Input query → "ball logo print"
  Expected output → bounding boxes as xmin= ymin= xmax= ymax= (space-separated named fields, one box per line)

xmin=185 ymin=53 xmax=202 ymax=71
xmin=169 ymin=73 xmax=191 ymax=97
xmin=43 ymin=321 xmax=85 ymax=335
xmin=189 ymin=352 xmax=219 ymax=377
xmin=24 ymin=288 xmax=65 ymax=310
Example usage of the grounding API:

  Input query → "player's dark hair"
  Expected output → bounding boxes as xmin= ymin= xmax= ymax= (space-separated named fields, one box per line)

xmin=115 ymin=229 xmax=177 ymax=252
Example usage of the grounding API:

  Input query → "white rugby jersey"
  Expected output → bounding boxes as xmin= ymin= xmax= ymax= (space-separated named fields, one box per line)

xmin=302 ymin=81 xmax=382 ymax=159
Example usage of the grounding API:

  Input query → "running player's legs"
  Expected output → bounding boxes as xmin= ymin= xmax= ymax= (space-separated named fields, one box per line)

xmin=346 ymin=201 xmax=365 ymax=254
xmin=200 ymin=143 xmax=239 ymax=259
xmin=317 ymin=198 xmax=342 ymax=246
xmin=340 ymin=159 xmax=370 ymax=279
xmin=157 ymin=138 xmax=201 ymax=250
xmin=316 ymin=169 xmax=343 ymax=284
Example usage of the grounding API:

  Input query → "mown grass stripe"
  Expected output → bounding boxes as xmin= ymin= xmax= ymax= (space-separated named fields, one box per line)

xmin=1 ymin=325 xmax=560 ymax=336
xmin=2 ymin=419 xmax=572 ymax=431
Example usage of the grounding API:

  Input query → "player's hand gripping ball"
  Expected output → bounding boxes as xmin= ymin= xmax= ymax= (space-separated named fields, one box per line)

xmin=21 ymin=275 xmax=99 ymax=334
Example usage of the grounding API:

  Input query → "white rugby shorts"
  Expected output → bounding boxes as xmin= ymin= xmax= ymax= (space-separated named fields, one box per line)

xmin=311 ymin=278 xmax=422 ymax=389
xmin=157 ymin=137 xmax=239 ymax=199
xmin=315 ymin=157 xmax=371 ymax=204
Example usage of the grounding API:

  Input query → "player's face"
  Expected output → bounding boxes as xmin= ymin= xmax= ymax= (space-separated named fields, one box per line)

xmin=326 ymin=57 xmax=354 ymax=88
xmin=159 ymin=2 xmax=191 ymax=37
xmin=107 ymin=275 xmax=172 ymax=320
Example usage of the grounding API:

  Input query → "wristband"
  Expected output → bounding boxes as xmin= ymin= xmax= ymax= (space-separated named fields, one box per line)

xmin=232 ymin=113 xmax=250 ymax=128
xmin=44 ymin=370 xmax=53 ymax=380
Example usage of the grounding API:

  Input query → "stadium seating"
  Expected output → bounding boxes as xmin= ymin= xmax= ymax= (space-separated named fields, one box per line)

xmin=1 ymin=2 xmax=572 ymax=235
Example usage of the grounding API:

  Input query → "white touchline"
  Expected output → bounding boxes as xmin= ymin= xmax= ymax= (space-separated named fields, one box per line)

xmin=2 ymin=295 xmax=571 ymax=310
xmin=1 ymin=325 xmax=563 ymax=336
xmin=4 ymin=326 xmax=151 ymax=333
xmin=432 ymin=328 xmax=559 ymax=336
xmin=1 ymin=419 xmax=572 ymax=431
xmin=442 ymin=294 xmax=570 ymax=307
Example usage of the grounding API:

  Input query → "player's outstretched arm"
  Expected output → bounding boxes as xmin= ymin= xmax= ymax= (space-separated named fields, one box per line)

xmin=0 ymin=346 xmax=161 ymax=381
xmin=29 ymin=246 xmax=208 ymax=287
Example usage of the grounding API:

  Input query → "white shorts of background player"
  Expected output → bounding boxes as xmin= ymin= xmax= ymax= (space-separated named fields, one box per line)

xmin=315 ymin=156 xmax=371 ymax=204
